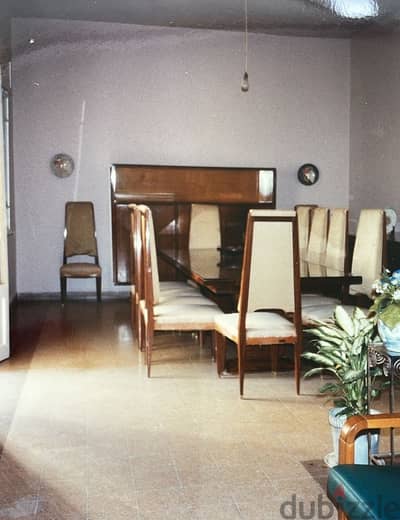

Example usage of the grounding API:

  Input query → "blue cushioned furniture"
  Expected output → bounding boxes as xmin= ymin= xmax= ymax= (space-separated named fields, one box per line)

xmin=327 ymin=413 xmax=400 ymax=520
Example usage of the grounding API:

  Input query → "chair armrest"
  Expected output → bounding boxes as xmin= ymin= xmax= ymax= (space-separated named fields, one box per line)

xmin=339 ymin=413 xmax=400 ymax=464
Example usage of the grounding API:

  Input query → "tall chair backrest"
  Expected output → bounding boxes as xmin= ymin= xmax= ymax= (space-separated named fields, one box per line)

xmin=238 ymin=210 xmax=300 ymax=324
xmin=323 ymin=208 xmax=348 ymax=271
xmin=64 ymin=201 xmax=98 ymax=261
xmin=306 ymin=207 xmax=328 ymax=265
xmin=141 ymin=206 xmax=157 ymax=326
xmin=295 ymin=205 xmax=317 ymax=260
xmin=137 ymin=205 xmax=163 ymax=306
xmin=350 ymin=209 xmax=386 ymax=296
xmin=129 ymin=203 xmax=143 ymax=299
xmin=189 ymin=204 xmax=221 ymax=249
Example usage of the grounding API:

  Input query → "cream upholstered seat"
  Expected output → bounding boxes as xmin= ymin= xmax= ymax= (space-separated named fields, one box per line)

xmin=301 ymin=293 xmax=340 ymax=309
xmin=189 ymin=204 xmax=221 ymax=249
xmin=139 ymin=205 xmax=223 ymax=376
xmin=214 ymin=209 xmax=302 ymax=396
xmin=302 ymin=304 xmax=367 ymax=324
xmin=60 ymin=201 xmax=101 ymax=302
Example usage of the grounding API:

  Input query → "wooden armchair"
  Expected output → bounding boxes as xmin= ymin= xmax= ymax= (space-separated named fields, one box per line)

xmin=328 ymin=413 xmax=400 ymax=520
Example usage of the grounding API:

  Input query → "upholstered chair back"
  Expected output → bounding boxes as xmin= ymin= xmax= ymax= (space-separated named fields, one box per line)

xmin=306 ymin=207 xmax=328 ymax=265
xmin=350 ymin=209 xmax=385 ymax=296
xmin=239 ymin=210 xmax=299 ymax=316
xmin=295 ymin=205 xmax=316 ymax=260
xmin=136 ymin=205 xmax=161 ymax=305
xmin=64 ymin=202 xmax=98 ymax=258
xmin=189 ymin=204 xmax=221 ymax=249
xmin=323 ymin=208 xmax=348 ymax=271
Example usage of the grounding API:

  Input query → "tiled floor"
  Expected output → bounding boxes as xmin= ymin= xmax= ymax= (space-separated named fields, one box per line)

xmin=0 ymin=300 xmax=341 ymax=519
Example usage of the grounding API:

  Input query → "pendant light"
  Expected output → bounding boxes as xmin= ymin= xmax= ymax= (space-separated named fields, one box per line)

xmin=241 ymin=0 xmax=249 ymax=92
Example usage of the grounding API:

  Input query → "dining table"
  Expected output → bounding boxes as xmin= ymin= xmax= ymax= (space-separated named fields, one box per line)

xmin=159 ymin=247 xmax=362 ymax=312
xmin=158 ymin=247 xmax=362 ymax=374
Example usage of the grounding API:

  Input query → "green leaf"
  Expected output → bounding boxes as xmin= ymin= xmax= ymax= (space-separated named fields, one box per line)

xmin=319 ymin=382 xmax=341 ymax=394
xmin=303 ymin=367 xmax=324 ymax=378
xmin=379 ymin=303 xmax=400 ymax=329
xmin=334 ymin=306 xmax=354 ymax=336
xmin=301 ymin=352 xmax=335 ymax=367
xmin=342 ymin=369 xmax=365 ymax=383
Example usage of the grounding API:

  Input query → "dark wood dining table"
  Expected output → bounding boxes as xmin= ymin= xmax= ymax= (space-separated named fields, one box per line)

xmin=159 ymin=248 xmax=362 ymax=312
xmin=159 ymin=247 xmax=362 ymax=374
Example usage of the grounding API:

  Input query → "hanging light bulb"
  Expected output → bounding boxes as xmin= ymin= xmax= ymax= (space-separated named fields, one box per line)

xmin=241 ymin=0 xmax=249 ymax=92
xmin=241 ymin=72 xmax=249 ymax=92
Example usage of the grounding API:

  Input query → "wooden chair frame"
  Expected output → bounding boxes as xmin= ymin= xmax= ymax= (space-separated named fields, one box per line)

xmin=140 ymin=206 xmax=221 ymax=377
xmin=329 ymin=413 xmax=400 ymax=520
xmin=60 ymin=201 xmax=101 ymax=302
xmin=216 ymin=210 xmax=302 ymax=395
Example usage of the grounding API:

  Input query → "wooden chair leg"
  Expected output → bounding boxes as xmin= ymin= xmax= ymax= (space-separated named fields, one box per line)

xmin=271 ymin=344 xmax=278 ymax=373
xmin=238 ymin=341 xmax=246 ymax=397
xmin=130 ymin=293 xmax=136 ymax=334
xmin=211 ymin=331 xmax=216 ymax=362
xmin=146 ymin=328 xmax=153 ymax=378
xmin=139 ymin=308 xmax=146 ymax=352
xmin=96 ymin=276 xmax=102 ymax=302
xmin=294 ymin=340 xmax=301 ymax=396
xmin=216 ymin=332 xmax=227 ymax=376
xmin=60 ymin=277 xmax=67 ymax=303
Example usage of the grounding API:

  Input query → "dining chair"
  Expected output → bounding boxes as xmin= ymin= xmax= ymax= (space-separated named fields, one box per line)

xmin=295 ymin=204 xmax=318 ymax=260
xmin=140 ymin=205 xmax=223 ymax=376
xmin=189 ymin=203 xmax=221 ymax=249
xmin=306 ymin=207 xmax=329 ymax=265
xmin=60 ymin=201 xmax=102 ymax=302
xmin=323 ymin=208 xmax=349 ymax=271
xmin=349 ymin=208 xmax=386 ymax=298
xmin=302 ymin=209 xmax=384 ymax=324
xmin=214 ymin=209 xmax=302 ymax=396
xmin=301 ymin=208 xmax=348 ymax=313
xmin=328 ymin=413 xmax=400 ymax=520
xmin=129 ymin=204 xmax=207 ymax=350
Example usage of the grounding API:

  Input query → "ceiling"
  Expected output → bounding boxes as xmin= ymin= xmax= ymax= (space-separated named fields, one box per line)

xmin=1 ymin=0 xmax=400 ymax=62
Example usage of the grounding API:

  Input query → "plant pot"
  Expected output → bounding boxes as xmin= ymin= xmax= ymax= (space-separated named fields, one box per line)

xmin=325 ymin=407 xmax=380 ymax=467
xmin=377 ymin=319 xmax=400 ymax=356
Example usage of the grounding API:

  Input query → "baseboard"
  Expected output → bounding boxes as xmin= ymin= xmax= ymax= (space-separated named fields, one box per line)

xmin=17 ymin=291 xmax=130 ymax=302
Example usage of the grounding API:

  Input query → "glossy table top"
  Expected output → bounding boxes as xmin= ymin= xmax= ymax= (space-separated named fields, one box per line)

xmin=159 ymin=248 xmax=362 ymax=296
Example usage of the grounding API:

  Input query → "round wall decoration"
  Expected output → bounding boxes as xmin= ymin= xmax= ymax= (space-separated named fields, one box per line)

xmin=50 ymin=153 xmax=75 ymax=178
xmin=297 ymin=163 xmax=319 ymax=186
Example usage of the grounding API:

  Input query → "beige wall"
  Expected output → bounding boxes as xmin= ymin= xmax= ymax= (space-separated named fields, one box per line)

xmin=11 ymin=18 xmax=350 ymax=295
xmin=350 ymin=33 xmax=400 ymax=233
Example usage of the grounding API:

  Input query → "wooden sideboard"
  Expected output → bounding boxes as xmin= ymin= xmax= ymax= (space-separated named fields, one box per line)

xmin=110 ymin=164 xmax=276 ymax=285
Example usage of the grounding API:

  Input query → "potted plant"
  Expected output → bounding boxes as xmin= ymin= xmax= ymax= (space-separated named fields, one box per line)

xmin=303 ymin=305 xmax=384 ymax=466
xmin=370 ymin=268 xmax=400 ymax=356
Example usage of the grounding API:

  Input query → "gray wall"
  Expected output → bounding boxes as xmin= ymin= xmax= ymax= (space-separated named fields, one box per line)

xmin=11 ymin=18 xmax=350 ymax=295
xmin=350 ymin=32 xmax=400 ymax=233
xmin=1 ymin=63 xmax=16 ymax=302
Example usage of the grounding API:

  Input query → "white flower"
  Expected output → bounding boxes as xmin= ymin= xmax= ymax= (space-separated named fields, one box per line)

xmin=393 ymin=290 xmax=400 ymax=301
